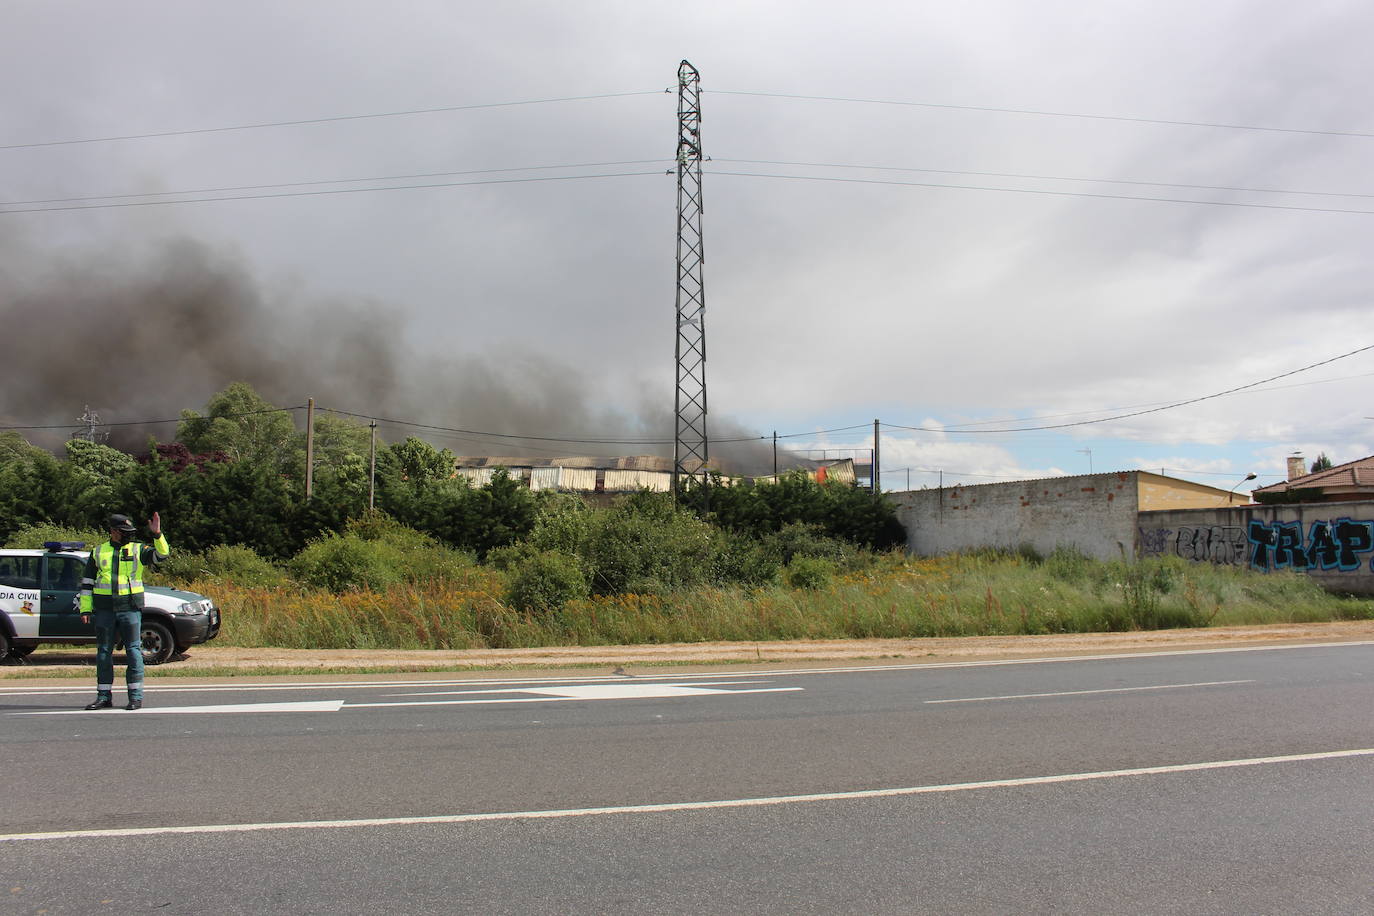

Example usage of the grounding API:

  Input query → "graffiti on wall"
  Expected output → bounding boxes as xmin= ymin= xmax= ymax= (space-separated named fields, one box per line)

xmin=1140 ymin=518 xmax=1374 ymax=573
xmin=1176 ymin=526 xmax=1250 ymax=565
xmin=1247 ymin=518 xmax=1374 ymax=571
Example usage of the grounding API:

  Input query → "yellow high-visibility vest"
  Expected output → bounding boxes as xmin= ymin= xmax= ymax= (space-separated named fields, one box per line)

xmin=79 ymin=534 xmax=169 ymax=612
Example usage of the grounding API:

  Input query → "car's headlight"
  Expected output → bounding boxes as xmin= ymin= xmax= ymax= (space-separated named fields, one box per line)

xmin=175 ymin=601 xmax=207 ymax=615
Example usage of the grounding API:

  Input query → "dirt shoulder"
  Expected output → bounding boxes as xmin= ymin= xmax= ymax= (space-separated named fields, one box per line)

xmin=6 ymin=620 xmax=1372 ymax=680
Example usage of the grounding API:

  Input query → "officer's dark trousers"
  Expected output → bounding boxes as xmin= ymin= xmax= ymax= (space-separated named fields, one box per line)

xmin=93 ymin=608 xmax=143 ymax=700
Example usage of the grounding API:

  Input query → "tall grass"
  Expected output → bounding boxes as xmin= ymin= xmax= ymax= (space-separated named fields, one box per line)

xmin=190 ymin=549 xmax=1371 ymax=651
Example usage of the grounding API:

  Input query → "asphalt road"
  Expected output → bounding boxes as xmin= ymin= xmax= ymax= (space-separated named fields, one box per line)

xmin=1 ymin=642 xmax=1371 ymax=914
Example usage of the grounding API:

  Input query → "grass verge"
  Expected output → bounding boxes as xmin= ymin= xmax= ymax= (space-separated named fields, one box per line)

xmin=186 ymin=550 xmax=1374 ymax=650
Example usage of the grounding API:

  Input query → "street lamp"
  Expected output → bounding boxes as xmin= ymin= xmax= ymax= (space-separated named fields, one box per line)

xmin=1226 ymin=472 xmax=1258 ymax=504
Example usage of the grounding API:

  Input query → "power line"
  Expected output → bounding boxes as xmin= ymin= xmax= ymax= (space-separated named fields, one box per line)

xmin=2 ymin=343 xmax=1363 ymax=447
xmin=882 ymin=344 xmax=1374 ymax=434
xmin=707 ymin=169 xmax=1374 ymax=216
xmin=883 ymin=465 xmax=1283 ymax=484
xmin=715 ymin=158 xmax=1374 ymax=201
xmin=0 ymin=159 xmax=668 ymax=208
xmin=322 ymin=408 xmax=866 ymax=447
xmin=11 ymin=85 xmax=1366 ymax=157
xmin=931 ymin=370 xmax=1374 ymax=431
xmin=0 ymin=170 xmax=664 ymax=215
xmin=0 ymin=91 xmax=662 ymax=151
xmin=709 ymin=89 xmax=1374 ymax=140
xmin=0 ymin=405 xmax=304 ymax=432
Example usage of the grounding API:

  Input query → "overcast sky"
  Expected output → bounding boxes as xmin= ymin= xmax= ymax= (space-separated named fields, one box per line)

xmin=3 ymin=0 xmax=1370 ymax=489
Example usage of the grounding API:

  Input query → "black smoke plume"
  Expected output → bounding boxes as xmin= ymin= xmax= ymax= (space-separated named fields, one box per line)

xmin=1 ymin=237 xmax=799 ymax=475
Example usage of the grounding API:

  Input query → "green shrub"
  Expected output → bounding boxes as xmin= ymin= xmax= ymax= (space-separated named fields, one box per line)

xmin=786 ymin=556 xmax=836 ymax=590
xmin=526 ymin=493 xmax=595 ymax=557
xmin=344 ymin=511 xmax=437 ymax=550
xmin=583 ymin=502 xmax=717 ymax=594
xmin=712 ymin=531 xmax=782 ymax=587
xmin=485 ymin=542 xmax=538 ymax=572
xmin=506 ymin=549 xmax=589 ymax=615
xmin=158 ymin=544 xmax=287 ymax=588
xmin=289 ymin=533 xmax=405 ymax=592
xmin=761 ymin=522 xmax=854 ymax=567
xmin=3 ymin=522 xmax=104 ymax=549
xmin=1044 ymin=546 xmax=1096 ymax=584
xmin=400 ymin=544 xmax=477 ymax=582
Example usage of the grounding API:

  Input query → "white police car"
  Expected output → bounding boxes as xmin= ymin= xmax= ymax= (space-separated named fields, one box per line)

xmin=0 ymin=542 xmax=220 ymax=665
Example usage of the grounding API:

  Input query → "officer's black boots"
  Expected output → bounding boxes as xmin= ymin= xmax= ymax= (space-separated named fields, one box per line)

xmin=85 ymin=697 xmax=113 ymax=710
xmin=125 ymin=699 xmax=142 ymax=711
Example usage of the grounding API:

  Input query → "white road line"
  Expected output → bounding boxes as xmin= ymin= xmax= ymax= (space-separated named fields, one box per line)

xmin=383 ymin=680 xmax=748 ymax=697
xmin=1 ymin=640 xmax=1369 ymax=696
xmin=15 ymin=700 xmax=348 ymax=716
xmin=925 ymin=679 xmax=1255 ymax=704
xmin=10 ymin=686 xmax=801 ymax=715
xmin=3 ymin=748 xmax=1370 ymax=843
xmin=350 ymin=686 xmax=803 ymax=708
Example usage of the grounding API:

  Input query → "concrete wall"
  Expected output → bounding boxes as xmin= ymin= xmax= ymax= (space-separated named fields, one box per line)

xmin=1138 ymin=501 xmax=1374 ymax=596
xmin=888 ymin=472 xmax=1142 ymax=562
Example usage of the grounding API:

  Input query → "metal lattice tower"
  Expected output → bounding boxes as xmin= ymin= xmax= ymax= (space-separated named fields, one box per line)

xmin=73 ymin=405 xmax=108 ymax=443
xmin=673 ymin=60 xmax=709 ymax=493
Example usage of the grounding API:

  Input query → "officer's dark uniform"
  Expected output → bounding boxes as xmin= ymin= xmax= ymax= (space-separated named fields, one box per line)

xmin=80 ymin=514 xmax=169 ymax=710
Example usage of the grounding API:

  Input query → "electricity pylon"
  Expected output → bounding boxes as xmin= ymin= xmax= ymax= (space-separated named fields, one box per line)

xmin=673 ymin=60 xmax=709 ymax=496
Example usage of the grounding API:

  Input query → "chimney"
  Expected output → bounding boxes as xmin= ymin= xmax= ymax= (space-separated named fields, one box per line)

xmin=1287 ymin=455 xmax=1306 ymax=480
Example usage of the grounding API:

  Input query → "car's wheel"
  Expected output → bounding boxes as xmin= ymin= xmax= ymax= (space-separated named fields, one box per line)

xmin=0 ymin=629 xmax=12 ymax=663
xmin=140 ymin=620 xmax=176 ymax=666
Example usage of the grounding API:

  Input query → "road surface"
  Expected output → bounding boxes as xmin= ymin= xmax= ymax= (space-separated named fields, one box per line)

xmin=2 ymin=641 xmax=1371 ymax=914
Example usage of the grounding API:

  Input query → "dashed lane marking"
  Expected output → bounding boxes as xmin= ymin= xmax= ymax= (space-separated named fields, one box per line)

xmin=924 ymin=679 xmax=1255 ymax=704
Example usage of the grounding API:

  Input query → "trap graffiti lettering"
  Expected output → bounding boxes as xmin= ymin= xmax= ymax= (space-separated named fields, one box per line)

xmin=1139 ymin=517 xmax=1374 ymax=573
xmin=1247 ymin=518 xmax=1374 ymax=572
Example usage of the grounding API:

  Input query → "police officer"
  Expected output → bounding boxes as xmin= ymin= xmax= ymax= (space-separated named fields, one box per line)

xmin=79 ymin=512 xmax=169 ymax=710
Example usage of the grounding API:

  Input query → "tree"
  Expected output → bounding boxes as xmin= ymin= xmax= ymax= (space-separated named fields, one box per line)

xmin=685 ymin=471 xmax=906 ymax=551
xmin=308 ymin=413 xmax=373 ymax=496
xmin=0 ymin=451 xmax=94 ymax=541
xmin=382 ymin=436 xmax=455 ymax=483
xmin=64 ymin=439 xmax=137 ymax=481
xmin=0 ymin=432 xmax=47 ymax=466
xmin=1311 ymin=452 xmax=1334 ymax=473
xmin=177 ymin=383 xmax=300 ymax=472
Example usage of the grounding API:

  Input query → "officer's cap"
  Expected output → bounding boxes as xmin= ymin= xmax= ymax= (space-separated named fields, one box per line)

xmin=108 ymin=514 xmax=137 ymax=533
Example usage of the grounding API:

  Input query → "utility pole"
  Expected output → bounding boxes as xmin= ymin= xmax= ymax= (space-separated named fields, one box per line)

xmin=772 ymin=431 xmax=778 ymax=479
xmin=304 ymin=397 xmax=315 ymax=500
xmin=872 ymin=419 xmax=880 ymax=493
xmin=368 ymin=419 xmax=378 ymax=511
xmin=672 ymin=59 xmax=709 ymax=504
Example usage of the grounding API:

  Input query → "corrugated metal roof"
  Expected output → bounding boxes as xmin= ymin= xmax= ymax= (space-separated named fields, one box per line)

xmin=453 ymin=455 xmax=674 ymax=472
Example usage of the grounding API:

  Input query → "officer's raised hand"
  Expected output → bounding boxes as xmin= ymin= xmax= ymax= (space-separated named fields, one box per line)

xmin=149 ymin=512 xmax=161 ymax=536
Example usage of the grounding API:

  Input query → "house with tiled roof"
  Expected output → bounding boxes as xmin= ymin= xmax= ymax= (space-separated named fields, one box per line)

xmin=1252 ymin=454 xmax=1374 ymax=504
